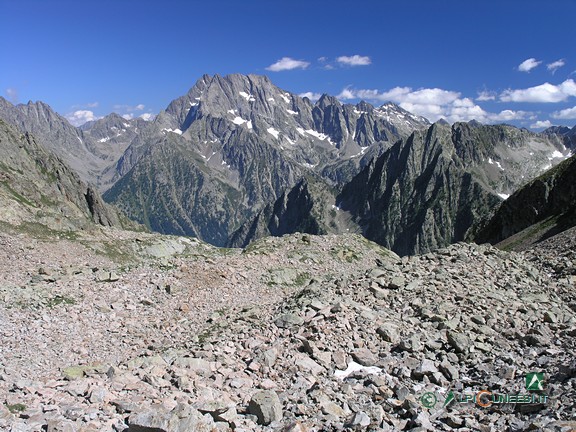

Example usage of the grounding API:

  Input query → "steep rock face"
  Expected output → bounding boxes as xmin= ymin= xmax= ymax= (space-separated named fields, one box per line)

xmin=338 ymin=123 xmax=501 ymax=255
xmin=119 ymin=74 xmax=429 ymax=187
xmin=227 ymin=177 xmax=357 ymax=248
xmin=231 ymin=121 xmax=572 ymax=254
xmin=79 ymin=113 xmax=148 ymax=189
xmin=475 ymin=153 xmax=576 ymax=246
xmin=0 ymin=75 xmax=430 ymax=246
xmin=337 ymin=122 xmax=568 ymax=256
xmin=0 ymin=119 xmax=125 ymax=230
xmin=105 ymin=131 xmax=300 ymax=246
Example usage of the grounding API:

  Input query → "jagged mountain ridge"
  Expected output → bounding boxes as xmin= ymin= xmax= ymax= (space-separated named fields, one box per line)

xmin=227 ymin=176 xmax=358 ymax=248
xmin=449 ymin=121 xmax=570 ymax=198
xmin=338 ymin=121 xmax=572 ymax=255
xmin=337 ymin=123 xmax=500 ymax=255
xmin=0 ymin=74 xmax=430 ymax=247
xmin=0 ymin=118 xmax=128 ymax=231
xmin=102 ymin=74 xmax=430 ymax=245
xmin=0 ymin=97 xmax=143 ymax=190
xmin=543 ymin=124 xmax=576 ymax=151
xmin=133 ymin=73 xmax=430 ymax=185
xmin=234 ymin=121 xmax=571 ymax=255
xmin=338 ymin=121 xmax=571 ymax=255
xmin=1 ymin=74 xmax=573 ymax=252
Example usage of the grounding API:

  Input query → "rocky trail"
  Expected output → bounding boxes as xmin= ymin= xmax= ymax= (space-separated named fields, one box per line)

xmin=0 ymin=227 xmax=575 ymax=431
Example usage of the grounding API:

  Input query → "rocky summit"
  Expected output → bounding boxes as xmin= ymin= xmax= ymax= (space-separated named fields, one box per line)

xmin=0 ymin=224 xmax=575 ymax=431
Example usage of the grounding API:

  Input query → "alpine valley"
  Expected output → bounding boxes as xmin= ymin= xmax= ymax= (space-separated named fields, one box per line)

xmin=0 ymin=73 xmax=573 ymax=255
xmin=1 ymin=74 xmax=576 ymax=432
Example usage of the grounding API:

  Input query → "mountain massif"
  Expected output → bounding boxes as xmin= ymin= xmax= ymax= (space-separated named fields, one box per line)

xmin=0 ymin=73 xmax=573 ymax=254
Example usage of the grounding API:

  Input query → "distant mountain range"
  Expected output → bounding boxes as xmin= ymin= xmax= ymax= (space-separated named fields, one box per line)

xmin=0 ymin=73 xmax=574 ymax=254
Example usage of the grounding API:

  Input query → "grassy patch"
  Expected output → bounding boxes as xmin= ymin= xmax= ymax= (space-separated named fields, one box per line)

xmin=294 ymin=272 xmax=311 ymax=286
xmin=1 ymin=181 xmax=36 ymax=207
xmin=5 ymin=221 xmax=79 ymax=241
xmin=6 ymin=403 xmax=26 ymax=413
xmin=243 ymin=238 xmax=274 ymax=255
xmin=47 ymin=295 xmax=76 ymax=308
xmin=499 ymin=215 xmax=559 ymax=251
xmin=83 ymin=241 xmax=135 ymax=264
xmin=216 ymin=247 xmax=238 ymax=256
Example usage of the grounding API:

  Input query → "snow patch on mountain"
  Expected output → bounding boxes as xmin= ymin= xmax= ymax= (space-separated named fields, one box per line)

xmin=239 ymin=91 xmax=256 ymax=102
xmin=267 ymin=127 xmax=280 ymax=139
xmin=162 ymin=128 xmax=183 ymax=135
xmin=232 ymin=117 xmax=249 ymax=125
xmin=549 ymin=150 xmax=564 ymax=160
xmin=304 ymin=129 xmax=333 ymax=144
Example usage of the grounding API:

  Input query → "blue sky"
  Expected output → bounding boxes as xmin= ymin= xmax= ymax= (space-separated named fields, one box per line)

xmin=2 ymin=0 xmax=576 ymax=129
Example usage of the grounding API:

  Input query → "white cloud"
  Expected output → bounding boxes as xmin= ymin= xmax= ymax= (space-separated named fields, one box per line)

xmin=530 ymin=120 xmax=553 ymax=129
xmin=114 ymin=103 xmax=146 ymax=112
xmin=477 ymin=90 xmax=496 ymax=101
xmin=518 ymin=58 xmax=541 ymax=72
xmin=5 ymin=88 xmax=18 ymax=103
xmin=491 ymin=109 xmax=531 ymax=122
xmin=337 ymin=86 xmax=460 ymax=121
xmin=547 ymin=59 xmax=565 ymax=74
xmin=66 ymin=110 xmax=100 ymax=126
xmin=299 ymin=91 xmax=322 ymax=101
xmin=123 ymin=112 xmax=154 ymax=121
xmin=336 ymin=85 xmax=531 ymax=123
xmin=551 ymin=105 xmax=576 ymax=119
xmin=71 ymin=102 xmax=99 ymax=110
xmin=500 ymin=79 xmax=576 ymax=103
xmin=316 ymin=56 xmax=335 ymax=69
xmin=337 ymin=88 xmax=357 ymax=99
xmin=336 ymin=55 xmax=371 ymax=66
xmin=337 ymin=86 xmax=460 ymax=106
xmin=139 ymin=113 xmax=155 ymax=121
xmin=266 ymin=57 xmax=310 ymax=72
xmin=396 ymin=88 xmax=461 ymax=105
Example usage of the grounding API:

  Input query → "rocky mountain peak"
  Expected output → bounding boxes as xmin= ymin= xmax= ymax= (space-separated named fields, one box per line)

xmin=316 ymin=94 xmax=341 ymax=109
xmin=355 ymin=100 xmax=374 ymax=113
